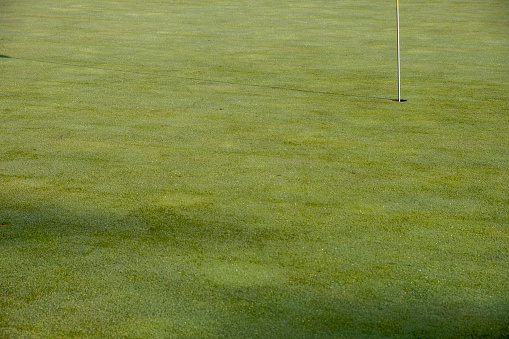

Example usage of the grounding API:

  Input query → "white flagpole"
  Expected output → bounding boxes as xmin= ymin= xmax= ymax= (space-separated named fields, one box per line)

xmin=396 ymin=0 xmax=401 ymax=102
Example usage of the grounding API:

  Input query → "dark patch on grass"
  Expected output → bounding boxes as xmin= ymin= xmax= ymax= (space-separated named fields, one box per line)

xmin=128 ymin=206 xmax=301 ymax=251
xmin=1 ymin=193 xmax=508 ymax=337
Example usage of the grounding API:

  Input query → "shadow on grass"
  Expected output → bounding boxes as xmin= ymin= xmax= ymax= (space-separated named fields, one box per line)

xmin=1 ymin=198 xmax=508 ymax=337
xmin=4 ymin=55 xmax=389 ymax=101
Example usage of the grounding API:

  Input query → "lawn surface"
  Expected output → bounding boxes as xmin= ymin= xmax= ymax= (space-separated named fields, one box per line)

xmin=1 ymin=0 xmax=508 ymax=337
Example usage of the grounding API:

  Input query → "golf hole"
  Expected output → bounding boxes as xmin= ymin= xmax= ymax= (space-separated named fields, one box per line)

xmin=392 ymin=99 xmax=407 ymax=102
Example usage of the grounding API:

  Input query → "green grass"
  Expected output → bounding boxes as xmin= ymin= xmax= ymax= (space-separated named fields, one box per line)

xmin=1 ymin=0 xmax=508 ymax=337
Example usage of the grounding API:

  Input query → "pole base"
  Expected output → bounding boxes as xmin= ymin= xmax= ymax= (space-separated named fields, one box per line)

xmin=392 ymin=99 xmax=407 ymax=102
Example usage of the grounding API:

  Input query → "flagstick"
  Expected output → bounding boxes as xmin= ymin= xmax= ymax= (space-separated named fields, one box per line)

xmin=396 ymin=0 xmax=401 ymax=102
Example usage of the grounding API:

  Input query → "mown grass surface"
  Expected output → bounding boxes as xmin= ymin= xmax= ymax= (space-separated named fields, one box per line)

xmin=1 ymin=0 xmax=508 ymax=337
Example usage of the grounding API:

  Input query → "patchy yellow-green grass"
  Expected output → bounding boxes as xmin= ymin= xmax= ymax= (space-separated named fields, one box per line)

xmin=1 ymin=0 xmax=508 ymax=337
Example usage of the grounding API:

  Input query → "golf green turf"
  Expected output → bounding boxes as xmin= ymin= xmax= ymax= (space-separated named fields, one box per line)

xmin=1 ymin=0 xmax=508 ymax=337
